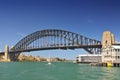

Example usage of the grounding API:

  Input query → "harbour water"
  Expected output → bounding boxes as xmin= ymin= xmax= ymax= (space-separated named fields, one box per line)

xmin=0 ymin=62 xmax=120 ymax=80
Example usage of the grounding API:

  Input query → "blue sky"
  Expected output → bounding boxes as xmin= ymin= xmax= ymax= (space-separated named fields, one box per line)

xmin=0 ymin=0 xmax=120 ymax=59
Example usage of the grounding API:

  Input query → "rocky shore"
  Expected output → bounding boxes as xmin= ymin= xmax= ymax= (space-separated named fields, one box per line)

xmin=18 ymin=53 xmax=67 ymax=62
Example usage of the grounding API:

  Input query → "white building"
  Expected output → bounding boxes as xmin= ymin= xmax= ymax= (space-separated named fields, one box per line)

xmin=102 ymin=44 xmax=120 ymax=64
xmin=76 ymin=54 xmax=101 ymax=63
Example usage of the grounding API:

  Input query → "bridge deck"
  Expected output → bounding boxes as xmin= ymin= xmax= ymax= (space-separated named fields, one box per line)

xmin=0 ymin=44 xmax=102 ymax=54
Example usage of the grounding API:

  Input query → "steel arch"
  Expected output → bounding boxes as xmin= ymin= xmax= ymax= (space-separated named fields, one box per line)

xmin=11 ymin=29 xmax=101 ymax=53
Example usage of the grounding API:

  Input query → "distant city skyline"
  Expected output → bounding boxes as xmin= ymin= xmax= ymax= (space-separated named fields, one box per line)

xmin=0 ymin=0 xmax=120 ymax=59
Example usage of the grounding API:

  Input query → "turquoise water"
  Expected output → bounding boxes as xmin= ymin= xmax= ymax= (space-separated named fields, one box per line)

xmin=0 ymin=62 xmax=120 ymax=80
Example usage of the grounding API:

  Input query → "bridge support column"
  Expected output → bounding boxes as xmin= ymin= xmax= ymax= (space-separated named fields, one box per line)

xmin=4 ymin=45 xmax=11 ymax=62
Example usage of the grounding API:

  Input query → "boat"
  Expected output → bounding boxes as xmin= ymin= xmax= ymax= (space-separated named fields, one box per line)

xmin=48 ymin=62 xmax=51 ymax=65
xmin=48 ymin=53 xmax=51 ymax=65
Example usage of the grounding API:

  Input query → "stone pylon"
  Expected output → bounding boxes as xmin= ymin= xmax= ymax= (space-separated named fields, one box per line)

xmin=111 ymin=33 xmax=115 ymax=44
xmin=102 ymin=31 xmax=115 ymax=48
xmin=4 ymin=45 xmax=10 ymax=62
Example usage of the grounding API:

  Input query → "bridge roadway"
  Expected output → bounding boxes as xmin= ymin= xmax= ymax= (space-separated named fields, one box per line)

xmin=0 ymin=44 xmax=102 ymax=54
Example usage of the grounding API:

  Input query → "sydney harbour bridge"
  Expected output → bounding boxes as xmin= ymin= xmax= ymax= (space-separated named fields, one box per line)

xmin=0 ymin=29 xmax=102 ymax=61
